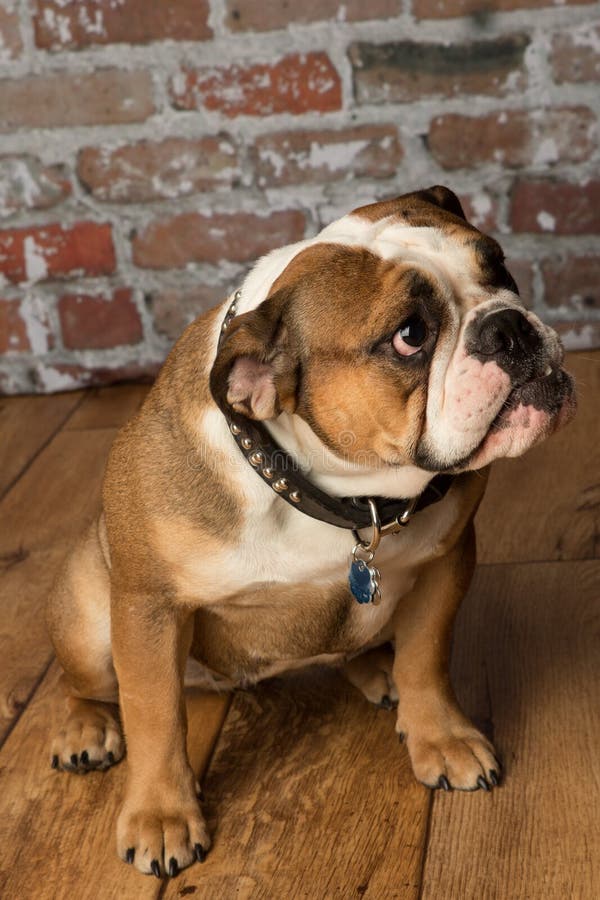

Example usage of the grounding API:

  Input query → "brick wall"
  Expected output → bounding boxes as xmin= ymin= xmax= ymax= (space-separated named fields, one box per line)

xmin=0 ymin=0 xmax=599 ymax=394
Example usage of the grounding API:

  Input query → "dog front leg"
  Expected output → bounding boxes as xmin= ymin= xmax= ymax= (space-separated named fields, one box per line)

xmin=111 ymin=592 xmax=210 ymax=878
xmin=392 ymin=524 xmax=501 ymax=792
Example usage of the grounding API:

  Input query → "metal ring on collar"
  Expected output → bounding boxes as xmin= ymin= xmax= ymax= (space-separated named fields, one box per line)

xmin=353 ymin=498 xmax=381 ymax=559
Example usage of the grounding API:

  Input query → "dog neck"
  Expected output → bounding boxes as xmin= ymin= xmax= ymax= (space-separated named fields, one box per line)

xmin=265 ymin=411 xmax=435 ymax=501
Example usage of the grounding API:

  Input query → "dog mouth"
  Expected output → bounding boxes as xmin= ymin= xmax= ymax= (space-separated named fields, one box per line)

xmin=458 ymin=364 xmax=576 ymax=471
xmin=487 ymin=365 xmax=573 ymax=433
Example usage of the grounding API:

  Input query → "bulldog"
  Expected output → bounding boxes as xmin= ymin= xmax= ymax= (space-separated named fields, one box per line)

xmin=46 ymin=186 xmax=575 ymax=878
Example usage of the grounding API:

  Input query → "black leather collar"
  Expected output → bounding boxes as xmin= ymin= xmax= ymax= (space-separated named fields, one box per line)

xmin=214 ymin=291 xmax=455 ymax=535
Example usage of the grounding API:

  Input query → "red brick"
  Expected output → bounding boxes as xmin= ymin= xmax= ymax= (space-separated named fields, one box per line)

xmin=551 ymin=320 xmax=600 ymax=351
xmin=540 ymin=256 xmax=600 ymax=311
xmin=59 ymin=288 xmax=142 ymax=350
xmin=0 ymin=299 xmax=29 ymax=352
xmin=33 ymin=0 xmax=211 ymax=50
xmin=428 ymin=107 xmax=594 ymax=170
xmin=225 ymin=0 xmax=402 ymax=31
xmin=171 ymin=53 xmax=342 ymax=117
xmin=460 ymin=191 xmax=499 ymax=232
xmin=0 ymin=156 xmax=71 ymax=218
xmin=253 ymin=125 xmax=402 ymax=187
xmin=77 ymin=136 xmax=241 ymax=203
xmin=0 ymin=6 xmax=22 ymax=61
xmin=0 ymin=70 xmax=154 ymax=131
xmin=150 ymin=285 xmax=228 ymax=341
xmin=504 ymin=258 xmax=534 ymax=307
xmin=349 ymin=35 xmax=528 ymax=104
xmin=551 ymin=27 xmax=600 ymax=84
xmin=0 ymin=222 xmax=116 ymax=285
xmin=414 ymin=0 xmax=595 ymax=18
xmin=511 ymin=180 xmax=600 ymax=235
xmin=132 ymin=210 xmax=307 ymax=269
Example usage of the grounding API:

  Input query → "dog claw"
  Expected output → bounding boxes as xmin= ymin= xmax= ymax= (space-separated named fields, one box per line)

xmin=107 ymin=751 xmax=115 ymax=765
xmin=437 ymin=775 xmax=451 ymax=792
xmin=380 ymin=695 xmax=394 ymax=710
xmin=80 ymin=750 xmax=89 ymax=766
xmin=70 ymin=753 xmax=78 ymax=767
xmin=195 ymin=843 xmax=206 ymax=863
xmin=397 ymin=731 xmax=406 ymax=743
xmin=151 ymin=859 xmax=161 ymax=878
xmin=51 ymin=755 xmax=59 ymax=769
xmin=125 ymin=848 xmax=135 ymax=865
xmin=477 ymin=775 xmax=491 ymax=792
xmin=489 ymin=769 xmax=500 ymax=787
xmin=168 ymin=857 xmax=179 ymax=877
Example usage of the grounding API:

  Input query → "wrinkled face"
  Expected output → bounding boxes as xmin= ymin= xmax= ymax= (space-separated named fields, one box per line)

xmin=212 ymin=187 xmax=575 ymax=475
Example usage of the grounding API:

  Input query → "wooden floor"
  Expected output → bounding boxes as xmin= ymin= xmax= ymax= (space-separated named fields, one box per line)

xmin=0 ymin=352 xmax=598 ymax=900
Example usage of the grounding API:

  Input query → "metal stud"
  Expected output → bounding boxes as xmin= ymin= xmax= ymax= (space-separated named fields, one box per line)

xmin=241 ymin=437 xmax=253 ymax=450
xmin=289 ymin=490 xmax=301 ymax=503
xmin=234 ymin=289 xmax=242 ymax=301
xmin=249 ymin=451 xmax=264 ymax=467
xmin=262 ymin=467 xmax=274 ymax=479
xmin=272 ymin=478 xmax=288 ymax=493
xmin=230 ymin=423 xmax=241 ymax=435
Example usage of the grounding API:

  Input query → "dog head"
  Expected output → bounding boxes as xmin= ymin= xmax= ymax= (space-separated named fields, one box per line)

xmin=210 ymin=187 xmax=575 ymax=482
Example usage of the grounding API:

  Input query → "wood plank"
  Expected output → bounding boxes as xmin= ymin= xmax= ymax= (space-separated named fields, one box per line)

xmin=0 ymin=548 xmax=55 ymax=743
xmin=165 ymin=669 xmax=431 ymax=899
xmin=0 ymin=391 xmax=83 ymax=500
xmin=0 ymin=662 xmax=229 ymax=900
xmin=0 ymin=428 xmax=117 ymax=743
xmin=0 ymin=427 xmax=115 ymax=555
xmin=65 ymin=383 xmax=150 ymax=431
xmin=422 ymin=560 xmax=600 ymax=899
xmin=477 ymin=351 xmax=600 ymax=564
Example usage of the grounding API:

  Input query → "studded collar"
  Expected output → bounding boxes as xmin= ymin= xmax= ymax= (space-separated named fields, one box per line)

xmin=213 ymin=291 xmax=455 ymax=534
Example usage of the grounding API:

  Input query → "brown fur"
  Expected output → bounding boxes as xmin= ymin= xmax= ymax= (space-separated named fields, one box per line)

xmin=46 ymin=188 xmax=507 ymax=878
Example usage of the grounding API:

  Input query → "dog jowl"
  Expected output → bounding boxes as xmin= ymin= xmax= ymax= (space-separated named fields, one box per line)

xmin=46 ymin=186 xmax=575 ymax=877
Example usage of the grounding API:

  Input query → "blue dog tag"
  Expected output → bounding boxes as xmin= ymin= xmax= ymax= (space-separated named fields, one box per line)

xmin=349 ymin=558 xmax=381 ymax=604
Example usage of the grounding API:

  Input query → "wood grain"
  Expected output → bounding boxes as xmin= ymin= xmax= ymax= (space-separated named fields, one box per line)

xmin=0 ymin=663 xmax=230 ymax=900
xmin=0 ymin=354 xmax=597 ymax=898
xmin=165 ymin=670 xmax=431 ymax=900
xmin=422 ymin=560 xmax=600 ymax=899
xmin=477 ymin=351 xmax=600 ymax=564
xmin=0 ymin=428 xmax=115 ymax=555
xmin=65 ymin=383 xmax=150 ymax=431
xmin=0 ymin=391 xmax=83 ymax=500
xmin=0 ymin=428 xmax=117 ymax=744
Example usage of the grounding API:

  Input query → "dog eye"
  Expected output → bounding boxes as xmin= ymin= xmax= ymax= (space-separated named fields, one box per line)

xmin=392 ymin=315 xmax=428 ymax=357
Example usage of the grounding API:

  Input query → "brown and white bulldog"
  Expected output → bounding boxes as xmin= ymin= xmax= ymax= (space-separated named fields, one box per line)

xmin=46 ymin=186 xmax=575 ymax=878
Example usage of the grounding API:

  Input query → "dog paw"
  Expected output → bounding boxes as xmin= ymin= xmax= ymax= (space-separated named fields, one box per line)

xmin=405 ymin=726 xmax=501 ymax=792
xmin=117 ymin=794 xmax=211 ymax=877
xmin=342 ymin=644 xmax=399 ymax=709
xmin=50 ymin=700 xmax=124 ymax=773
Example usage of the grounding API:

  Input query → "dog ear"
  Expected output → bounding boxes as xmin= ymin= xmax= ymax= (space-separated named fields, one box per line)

xmin=209 ymin=288 xmax=299 ymax=421
xmin=414 ymin=185 xmax=467 ymax=221
xmin=352 ymin=184 xmax=469 ymax=224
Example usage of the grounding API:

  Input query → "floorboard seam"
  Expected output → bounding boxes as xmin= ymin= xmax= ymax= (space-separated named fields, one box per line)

xmin=0 ymin=654 xmax=55 ymax=752
xmin=416 ymin=791 xmax=435 ymax=900
xmin=0 ymin=391 xmax=89 ymax=503
xmin=476 ymin=556 xmax=597 ymax=567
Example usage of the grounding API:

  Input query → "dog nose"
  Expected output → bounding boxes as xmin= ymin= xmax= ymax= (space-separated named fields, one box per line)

xmin=477 ymin=308 xmax=541 ymax=360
